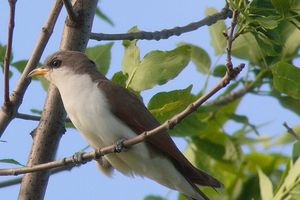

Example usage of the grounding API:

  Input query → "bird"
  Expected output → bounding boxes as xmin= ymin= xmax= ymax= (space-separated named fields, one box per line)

xmin=28 ymin=50 xmax=221 ymax=200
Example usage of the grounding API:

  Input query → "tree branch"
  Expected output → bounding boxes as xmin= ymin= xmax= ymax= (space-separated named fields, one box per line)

xmin=224 ymin=10 xmax=238 ymax=72
xmin=3 ymin=0 xmax=16 ymax=105
xmin=283 ymin=122 xmax=300 ymax=141
xmin=90 ymin=6 xmax=232 ymax=41
xmin=211 ymin=69 xmax=269 ymax=106
xmin=15 ymin=112 xmax=71 ymax=123
xmin=0 ymin=164 xmax=78 ymax=188
xmin=62 ymin=0 xmax=78 ymax=22
xmin=0 ymin=0 xmax=63 ymax=137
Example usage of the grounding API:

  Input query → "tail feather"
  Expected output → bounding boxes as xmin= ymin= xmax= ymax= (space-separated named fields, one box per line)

xmin=184 ymin=176 xmax=210 ymax=200
xmin=177 ymin=160 xmax=222 ymax=188
xmin=189 ymin=165 xmax=222 ymax=188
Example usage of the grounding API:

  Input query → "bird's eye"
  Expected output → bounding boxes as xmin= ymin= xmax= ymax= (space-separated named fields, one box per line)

xmin=50 ymin=59 xmax=61 ymax=68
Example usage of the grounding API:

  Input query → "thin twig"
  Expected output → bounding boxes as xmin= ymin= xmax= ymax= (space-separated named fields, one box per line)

xmin=211 ymin=85 xmax=252 ymax=106
xmin=283 ymin=122 xmax=300 ymax=141
xmin=0 ymin=164 xmax=78 ymax=188
xmin=15 ymin=113 xmax=41 ymax=121
xmin=15 ymin=112 xmax=71 ymax=123
xmin=0 ymin=0 xmax=63 ymax=137
xmin=225 ymin=10 xmax=238 ymax=72
xmin=3 ymin=0 xmax=16 ymax=104
xmin=62 ymin=0 xmax=78 ymax=22
xmin=90 ymin=6 xmax=232 ymax=41
xmin=211 ymin=69 xmax=269 ymax=106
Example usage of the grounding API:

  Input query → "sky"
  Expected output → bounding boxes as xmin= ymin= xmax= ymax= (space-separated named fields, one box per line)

xmin=0 ymin=0 xmax=299 ymax=200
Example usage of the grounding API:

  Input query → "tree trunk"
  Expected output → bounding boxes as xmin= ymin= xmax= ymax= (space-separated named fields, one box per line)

xmin=18 ymin=1 xmax=98 ymax=199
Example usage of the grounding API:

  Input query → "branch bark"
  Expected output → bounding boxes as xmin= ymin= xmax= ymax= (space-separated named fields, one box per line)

xmin=0 ymin=164 xmax=79 ymax=188
xmin=15 ymin=112 xmax=71 ymax=122
xmin=17 ymin=1 xmax=98 ymax=200
xmin=90 ymin=6 xmax=232 ymax=41
xmin=3 ymin=0 xmax=16 ymax=105
xmin=62 ymin=0 xmax=78 ymax=22
xmin=0 ymin=0 xmax=62 ymax=137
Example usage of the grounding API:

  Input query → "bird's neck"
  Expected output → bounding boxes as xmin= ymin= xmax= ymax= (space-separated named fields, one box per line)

xmin=54 ymin=73 xmax=101 ymax=110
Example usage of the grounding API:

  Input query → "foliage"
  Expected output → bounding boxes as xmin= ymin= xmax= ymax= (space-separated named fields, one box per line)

xmin=1 ymin=0 xmax=300 ymax=200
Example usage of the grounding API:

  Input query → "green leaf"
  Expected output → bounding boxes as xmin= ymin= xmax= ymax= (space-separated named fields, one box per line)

xmin=292 ymin=141 xmax=300 ymax=163
xmin=11 ymin=60 xmax=28 ymax=73
xmin=40 ymin=77 xmax=49 ymax=91
xmin=212 ymin=65 xmax=226 ymax=77
xmin=0 ymin=44 xmax=14 ymax=78
xmin=271 ymin=0 xmax=290 ymax=16
xmin=65 ymin=121 xmax=75 ymax=129
xmin=273 ymin=158 xmax=300 ymax=200
xmin=148 ymin=85 xmax=195 ymax=122
xmin=0 ymin=159 xmax=24 ymax=167
xmin=143 ymin=195 xmax=166 ymax=200
xmin=0 ymin=44 xmax=6 ymax=66
xmin=192 ymin=131 xmax=241 ymax=162
xmin=244 ymin=153 xmax=288 ymax=173
xmin=206 ymin=7 xmax=226 ymax=55
xmin=111 ymin=71 xmax=128 ymax=88
xmin=272 ymin=124 xmax=300 ymax=146
xmin=30 ymin=109 xmax=42 ymax=115
xmin=270 ymin=88 xmax=300 ymax=116
xmin=122 ymin=27 xmax=140 ymax=84
xmin=254 ymin=16 xmax=279 ymax=30
xmin=170 ymin=108 xmax=208 ymax=136
xmin=86 ymin=42 xmax=114 ymax=75
xmin=95 ymin=7 xmax=114 ymax=26
xmin=275 ymin=161 xmax=291 ymax=194
xmin=122 ymin=44 xmax=191 ymax=91
xmin=0 ymin=44 xmax=13 ymax=67
xmin=272 ymin=61 xmax=300 ymax=99
xmin=229 ymin=113 xmax=259 ymax=135
xmin=280 ymin=21 xmax=300 ymax=60
xmin=232 ymin=33 xmax=265 ymax=67
xmin=179 ymin=43 xmax=211 ymax=74
xmin=223 ymin=137 xmax=241 ymax=161
xmin=193 ymin=137 xmax=226 ymax=161
xmin=258 ymin=167 xmax=274 ymax=200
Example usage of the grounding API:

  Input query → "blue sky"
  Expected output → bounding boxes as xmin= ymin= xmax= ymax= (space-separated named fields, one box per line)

xmin=0 ymin=0 xmax=299 ymax=200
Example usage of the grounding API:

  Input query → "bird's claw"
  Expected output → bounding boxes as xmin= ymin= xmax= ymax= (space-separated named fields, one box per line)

xmin=72 ymin=151 xmax=86 ymax=165
xmin=114 ymin=138 xmax=128 ymax=153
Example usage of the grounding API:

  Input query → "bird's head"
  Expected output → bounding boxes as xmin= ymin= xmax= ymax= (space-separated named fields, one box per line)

xmin=28 ymin=50 xmax=102 ymax=86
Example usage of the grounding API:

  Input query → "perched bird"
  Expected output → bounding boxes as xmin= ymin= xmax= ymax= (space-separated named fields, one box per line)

xmin=28 ymin=51 xmax=221 ymax=200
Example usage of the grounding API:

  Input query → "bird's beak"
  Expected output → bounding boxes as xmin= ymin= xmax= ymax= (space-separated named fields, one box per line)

xmin=28 ymin=67 xmax=49 ymax=77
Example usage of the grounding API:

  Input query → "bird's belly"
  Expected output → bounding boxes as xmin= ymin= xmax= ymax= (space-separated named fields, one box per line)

xmin=64 ymin=90 xmax=155 ymax=176
xmin=71 ymin=110 xmax=187 ymax=191
xmin=72 ymin=110 xmax=159 ymax=177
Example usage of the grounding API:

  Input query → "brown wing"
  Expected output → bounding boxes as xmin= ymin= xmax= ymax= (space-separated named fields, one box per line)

xmin=98 ymin=79 xmax=221 ymax=188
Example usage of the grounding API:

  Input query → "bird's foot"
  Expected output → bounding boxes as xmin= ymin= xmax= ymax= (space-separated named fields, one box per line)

xmin=72 ymin=151 xmax=86 ymax=165
xmin=114 ymin=138 xmax=128 ymax=153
